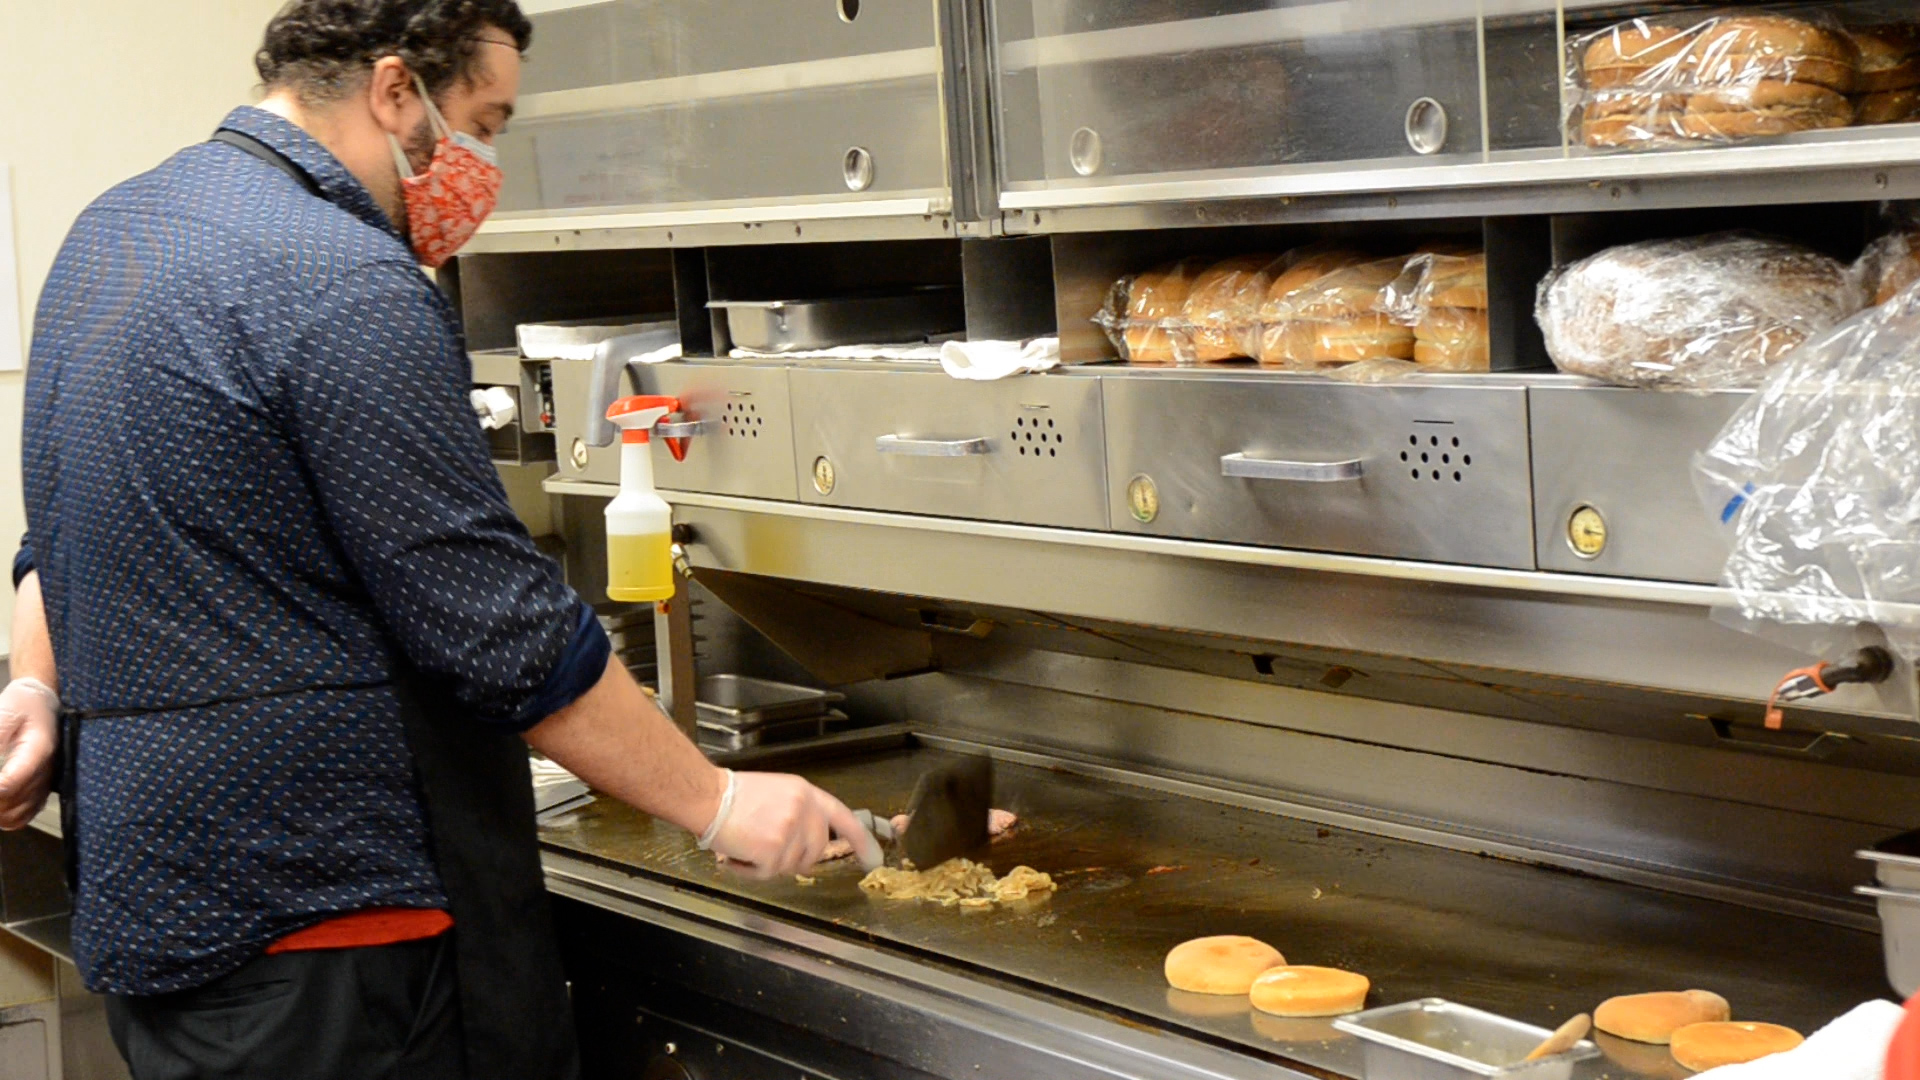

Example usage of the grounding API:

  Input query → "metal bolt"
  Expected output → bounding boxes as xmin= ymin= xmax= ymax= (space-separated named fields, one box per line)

xmin=1877 ymin=172 xmax=1891 ymax=188
xmin=665 ymin=1042 xmax=678 ymax=1056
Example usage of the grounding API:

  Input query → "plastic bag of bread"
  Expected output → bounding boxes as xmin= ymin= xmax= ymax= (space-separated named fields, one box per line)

xmin=1851 ymin=24 xmax=1920 ymax=123
xmin=1094 ymin=258 xmax=1211 ymax=364
xmin=1383 ymin=251 xmax=1491 ymax=372
xmin=1566 ymin=13 xmax=1860 ymax=150
xmin=1537 ymin=233 xmax=1863 ymax=390
xmin=1858 ymin=231 xmax=1920 ymax=307
xmin=1257 ymin=251 xmax=1415 ymax=369
xmin=1693 ymin=283 xmax=1920 ymax=663
xmin=1180 ymin=255 xmax=1281 ymax=362
xmin=1567 ymin=19 xmax=1698 ymax=149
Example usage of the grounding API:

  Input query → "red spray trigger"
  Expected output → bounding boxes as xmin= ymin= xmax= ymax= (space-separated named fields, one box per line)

xmin=607 ymin=395 xmax=682 ymax=447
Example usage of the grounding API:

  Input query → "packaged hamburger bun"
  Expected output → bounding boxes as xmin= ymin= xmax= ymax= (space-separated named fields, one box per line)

xmin=1181 ymin=254 xmax=1281 ymax=362
xmin=1381 ymin=251 xmax=1491 ymax=372
xmin=1858 ymin=86 xmax=1920 ymax=125
xmin=1850 ymin=24 xmax=1920 ymax=94
xmin=1258 ymin=254 xmax=1415 ymax=368
xmin=1569 ymin=11 xmax=1862 ymax=151
xmin=1581 ymin=20 xmax=1694 ymax=90
xmin=1536 ymin=232 xmax=1865 ymax=389
xmin=1681 ymin=80 xmax=1853 ymax=139
xmin=1094 ymin=258 xmax=1212 ymax=364
xmin=1684 ymin=14 xmax=1859 ymax=93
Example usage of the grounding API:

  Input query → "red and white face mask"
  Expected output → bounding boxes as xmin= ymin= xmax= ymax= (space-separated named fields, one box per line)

xmin=389 ymin=76 xmax=503 ymax=269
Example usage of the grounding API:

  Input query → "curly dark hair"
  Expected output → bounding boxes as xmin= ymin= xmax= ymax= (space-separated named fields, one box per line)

xmin=256 ymin=0 xmax=533 ymax=104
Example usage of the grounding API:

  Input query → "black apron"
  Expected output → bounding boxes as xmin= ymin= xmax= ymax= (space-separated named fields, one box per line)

xmin=54 ymin=127 xmax=582 ymax=1080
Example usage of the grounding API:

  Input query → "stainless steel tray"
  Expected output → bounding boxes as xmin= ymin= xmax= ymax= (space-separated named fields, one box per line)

xmin=695 ymin=675 xmax=845 ymax=731
xmin=1861 ymin=829 xmax=1920 ymax=891
xmin=697 ymin=715 xmax=827 ymax=752
xmin=1857 ymin=884 xmax=1920 ymax=995
xmin=1334 ymin=999 xmax=1600 ymax=1080
xmin=710 ymin=289 xmax=964 ymax=353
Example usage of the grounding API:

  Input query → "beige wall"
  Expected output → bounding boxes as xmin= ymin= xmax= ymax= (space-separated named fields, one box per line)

xmin=0 ymin=1 xmax=289 ymax=654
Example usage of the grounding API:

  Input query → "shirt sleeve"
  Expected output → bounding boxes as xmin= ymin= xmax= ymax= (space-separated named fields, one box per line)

xmin=278 ymin=263 xmax=609 ymax=731
xmin=11 ymin=535 xmax=33 ymax=590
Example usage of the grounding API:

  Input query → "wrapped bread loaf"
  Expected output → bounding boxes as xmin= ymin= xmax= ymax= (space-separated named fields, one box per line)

xmin=1094 ymin=259 xmax=1211 ymax=364
xmin=1572 ymin=13 xmax=1862 ymax=149
xmin=1537 ymin=233 xmax=1863 ymax=389
xmin=1851 ymin=24 xmax=1920 ymax=94
xmin=1182 ymin=255 xmax=1279 ymax=362
xmin=1858 ymin=231 xmax=1920 ymax=306
xmin=1259 ymin=254 xmax=1414 ymax=367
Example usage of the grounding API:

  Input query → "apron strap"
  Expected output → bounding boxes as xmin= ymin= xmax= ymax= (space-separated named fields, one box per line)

xmin=209 ymin=129 xmax=323 ymax=199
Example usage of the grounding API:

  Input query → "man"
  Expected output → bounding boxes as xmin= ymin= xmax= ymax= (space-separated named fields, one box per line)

xmin=0 ymin=2 xmax=876 ymax=1077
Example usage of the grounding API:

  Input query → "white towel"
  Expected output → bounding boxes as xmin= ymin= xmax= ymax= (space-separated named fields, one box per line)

xmin=1692 ymin=1001 xmax=1905 ymax=1080
xmin=730 ymin=343 xmax=945 ymax=362
xmin=940 ymin=337 xmax=1061 ymax=381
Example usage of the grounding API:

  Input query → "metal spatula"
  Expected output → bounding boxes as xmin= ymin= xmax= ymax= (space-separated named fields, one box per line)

xmin=902 ymin=756 xmax=995 ymax=869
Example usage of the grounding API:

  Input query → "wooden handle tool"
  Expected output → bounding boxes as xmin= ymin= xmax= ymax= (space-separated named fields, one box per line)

xmin=1525 ymin=1014 xmax=1592 ymax=1062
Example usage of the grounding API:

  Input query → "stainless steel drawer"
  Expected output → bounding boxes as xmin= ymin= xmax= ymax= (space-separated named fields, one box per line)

xmin=552 ymin=360 xmax=799 ymax=502
xmin=789 ymin=368 xmax=1108 ymax=530
xmin=1530 ymin=385 xmax=1746 ymax=584
xmin=1103 ymin=376 xmax=1535 ymax=569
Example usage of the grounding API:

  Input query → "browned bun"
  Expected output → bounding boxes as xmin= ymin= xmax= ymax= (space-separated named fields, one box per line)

xmin=1687 ymin=16 xmax=1860 ymax=93
xmin=1594 ymin=990 xmax=1731 ymax=1045
xmin=1249 ymin=966 xmax=1371 ymax=1018
xmin=1124 ymin=262 xmax=1202 ymax=364
xmin=1851 ymin=25 xmax=1920 ymax=93
xmin=1682 ymin=81 xmax=1853 ymax=138
xmin=1669 ymin=1022 xmax=1803 ymax=1072
xmin=1310 ymin=314 xmax=1416 ymax=364
xmin=1425 ymin=253 xmax=1487 ymax=310
xmin=1585 ymin=107 xmax=1686 ymax=147
xmin=1184 ymin=255 xmax=1278 ymax=362
xmin=1414 ymin=308 xmax=1490 ymax=371
xmin=1584 ymin=22 xmax=1693 ymax=89
xmin=1859 ymin=87 xmax=1920 ymax=125
xmin=1286 ymin=261 xmax=1405 ymax=320
xmin=1163 ymin=936 xmax=1285 ymax=995
xmin=1257 ymin=320 xmax=1317 ymax=367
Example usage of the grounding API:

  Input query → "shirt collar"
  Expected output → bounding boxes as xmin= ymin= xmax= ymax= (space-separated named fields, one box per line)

xmin=214 ymin=106 xmax=404 ymax=244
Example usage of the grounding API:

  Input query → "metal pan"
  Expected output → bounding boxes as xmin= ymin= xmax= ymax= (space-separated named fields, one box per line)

xmin=710 ymin=288 xmax=964 ymax=353
xmin=1334 ymin=999 xmax=1601 ymax=1080
xmin=1860 ymin=829 xmax=1920 ymax=891
xmin=695 ymin=675 xmax=844 ymax=731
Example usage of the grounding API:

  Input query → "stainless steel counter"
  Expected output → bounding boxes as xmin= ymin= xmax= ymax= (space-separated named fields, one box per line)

xmin=540 ymin=745 xmax=1887 ymax=1080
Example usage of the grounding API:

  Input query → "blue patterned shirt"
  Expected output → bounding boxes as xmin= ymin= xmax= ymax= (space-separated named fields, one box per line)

xmin=16 ymin=107 xmax=609 ymax=995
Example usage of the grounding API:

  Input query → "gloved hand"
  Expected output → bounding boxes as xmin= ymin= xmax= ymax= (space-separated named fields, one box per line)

xmin=0 ymin=679 xmax=59 ymax=831
xmin=697 ymin=770 xmax=881 ymax=881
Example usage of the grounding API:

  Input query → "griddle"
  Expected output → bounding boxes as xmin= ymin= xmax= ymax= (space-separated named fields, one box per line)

xmin=538 ymin=746 xmax=1887 ymax=1080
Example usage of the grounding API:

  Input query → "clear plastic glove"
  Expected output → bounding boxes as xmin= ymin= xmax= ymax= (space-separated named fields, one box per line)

xmin=0 ymin=679 xmax=59 ymax=831
xmin=698 ymin=770 xmax=881 ymax=881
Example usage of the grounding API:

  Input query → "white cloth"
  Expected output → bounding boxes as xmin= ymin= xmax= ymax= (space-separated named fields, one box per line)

xmin=940 ymin=337 xmax=1061 ymax=381
xmin=630 ymin=340 xmax=683 ymax=365
xmin=469 ymin=386 xmax=517 ymax=430
xmin=1693 ymin=1001 xmax=1904 ymax=1080
xmin=729 ymin=343 xmax=945 ymax=362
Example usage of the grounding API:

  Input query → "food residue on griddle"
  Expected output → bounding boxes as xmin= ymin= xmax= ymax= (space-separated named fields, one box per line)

xmin=859 ymin=860 xmax=1056 ymax=907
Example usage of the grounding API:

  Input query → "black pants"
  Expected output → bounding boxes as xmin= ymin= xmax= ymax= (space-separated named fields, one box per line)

xmin=106 ymin=935 xmax=464 ymax=1080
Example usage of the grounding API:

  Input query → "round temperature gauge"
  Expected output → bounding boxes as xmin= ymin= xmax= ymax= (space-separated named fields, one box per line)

xmin=1127 ymin=474 xmax=1160 ymax=524
xmin=1567 ymin=505 xmax=1608 ymax=559
xmin=812 ymin=456 xmax=837 ymax=496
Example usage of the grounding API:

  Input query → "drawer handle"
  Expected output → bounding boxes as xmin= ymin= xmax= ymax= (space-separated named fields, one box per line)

xmin=876 ymin=435 xmax=992 ymax=457
xmin=1221 ymin=453 xmax=1364 ymax=482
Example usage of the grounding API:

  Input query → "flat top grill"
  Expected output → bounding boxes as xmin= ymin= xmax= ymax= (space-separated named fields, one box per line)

xmin=539 ymin=746 xmax=1886 ymax=1079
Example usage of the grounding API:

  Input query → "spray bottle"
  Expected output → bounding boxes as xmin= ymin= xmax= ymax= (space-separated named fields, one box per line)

xmin=604 ymin=394 xmax=682 ymax=604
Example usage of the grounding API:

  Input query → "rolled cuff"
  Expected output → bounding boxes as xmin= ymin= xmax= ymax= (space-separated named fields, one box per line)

xmin=11 ymin=542 xmax=34 ymax=590
xmin=507 ymin=603 xmax=612 ymax=732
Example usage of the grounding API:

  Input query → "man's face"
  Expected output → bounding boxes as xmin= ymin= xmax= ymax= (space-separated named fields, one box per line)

xmin=399 ymin=30 xmax=522 ymax=175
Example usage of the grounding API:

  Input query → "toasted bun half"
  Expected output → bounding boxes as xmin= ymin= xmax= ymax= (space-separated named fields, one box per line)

xmin=1594 ymin=990 xmax=1732 ymax=1045
xmin=1163 ymin=937 xmax=1286 ymax=995
xmin=1669 ymin=1022 xmax=1804 ymax=1072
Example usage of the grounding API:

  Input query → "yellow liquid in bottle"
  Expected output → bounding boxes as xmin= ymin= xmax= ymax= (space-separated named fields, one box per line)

xmin=606 ymin=531 xmax=676 ymax=603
